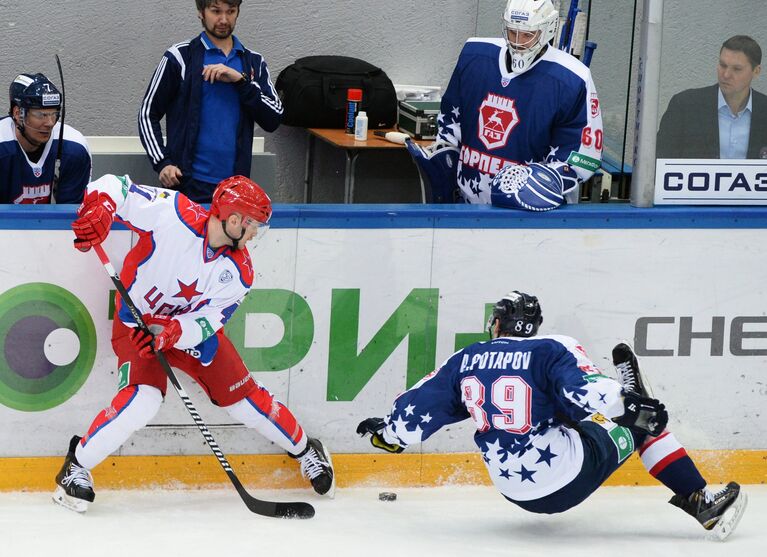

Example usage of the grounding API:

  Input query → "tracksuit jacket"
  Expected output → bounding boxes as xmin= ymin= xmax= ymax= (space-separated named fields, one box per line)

xmin=138 ymin=33 xmax=283 ymax=178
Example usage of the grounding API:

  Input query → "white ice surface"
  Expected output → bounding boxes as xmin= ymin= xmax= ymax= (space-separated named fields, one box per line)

xmin=2 ymin=485 xmax=764 ymax=557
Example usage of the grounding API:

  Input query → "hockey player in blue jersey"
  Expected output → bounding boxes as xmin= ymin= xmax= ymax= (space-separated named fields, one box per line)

xmin=0 ymin=73 xmax=91 ymax=204
xmin=358 ymin=291 xmax=747 ymax=540
xmin=408 ymin=0 xmax=601 ymax=210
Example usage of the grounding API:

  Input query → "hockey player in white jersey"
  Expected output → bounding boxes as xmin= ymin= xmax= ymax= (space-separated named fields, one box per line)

xmin=408 ymin=0 xmax=602 ymax=210
xmin=358 ymin=291 xmax=747 ymax=540
xmin=53 ymin=174 xmax=334 ymax=512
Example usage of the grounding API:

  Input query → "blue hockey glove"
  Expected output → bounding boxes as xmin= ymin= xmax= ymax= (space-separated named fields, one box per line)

xmin=614 ymin=391 xmax=668 ymax=436
xmin=356 ymin=417 xmax=405 ymax=453
xmin=490 ymin=162 xmax=579 ymax=211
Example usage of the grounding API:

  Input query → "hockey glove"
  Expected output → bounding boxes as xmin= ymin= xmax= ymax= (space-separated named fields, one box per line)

xmin=72 ymin=191 xmax=117 ymax=252
xmin=128 ymin=314 xmax=182 ymax=359
xmin=405 ymin=139 xmax=460 ymax=203
xmin=614 ymin=391 xmax=668 ymax=437
xmin=490 ymin=162 xmax=578 ymax=212
xmin=356 ymin=417 xmax=405 ymax=453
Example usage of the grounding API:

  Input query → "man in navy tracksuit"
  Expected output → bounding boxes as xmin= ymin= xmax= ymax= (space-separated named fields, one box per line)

xmin=138 ymin=0 xmax=282 ymax=203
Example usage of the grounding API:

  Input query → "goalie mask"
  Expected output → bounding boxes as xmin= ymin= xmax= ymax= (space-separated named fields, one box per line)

xmin=487 ymin=291 xmax=543 ymax=338
xmin=502 ymin=0 xmax=560 ymax=74
xmin=210 ymin=176 xmax=272 ymax=249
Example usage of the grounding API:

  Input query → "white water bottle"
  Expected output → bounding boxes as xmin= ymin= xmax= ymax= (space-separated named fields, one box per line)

xmin=354 ymin=111 xmax=368 ymax=141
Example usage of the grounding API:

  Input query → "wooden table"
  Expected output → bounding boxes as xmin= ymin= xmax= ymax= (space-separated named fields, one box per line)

xmin=303 ymin=128 xmax=432 ymax=203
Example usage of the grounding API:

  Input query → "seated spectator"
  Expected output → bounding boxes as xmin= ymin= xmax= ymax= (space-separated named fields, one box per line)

xmin=657 ymin=35 xmax=766 ymax=159
xmin=0 ymin=73 xmax=91 ymax=204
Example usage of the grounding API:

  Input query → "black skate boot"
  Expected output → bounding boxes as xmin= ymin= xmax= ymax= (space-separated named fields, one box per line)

xmin=669 ymin=482 xmax=748 ymax=541
xmin=52 ymin=435 xmax=95 ymax=513
xmin=612 ymin=342 xmax=651 ymax=397
xmin=290 ymin=438 xmax=335 ymax=498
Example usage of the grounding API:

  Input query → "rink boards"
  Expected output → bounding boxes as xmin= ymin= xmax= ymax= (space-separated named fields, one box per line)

xmin=0 ymin=204 xmax=765 ymax=489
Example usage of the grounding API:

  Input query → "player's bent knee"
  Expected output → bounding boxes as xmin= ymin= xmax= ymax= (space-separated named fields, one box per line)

xmin=114 ymin=384 xmax=163 ymax=431
xmin=223 ymin=396 xmax=272 ymax=428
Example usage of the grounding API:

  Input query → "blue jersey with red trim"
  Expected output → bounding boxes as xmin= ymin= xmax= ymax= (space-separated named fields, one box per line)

xmin=86 ymin=174 xmax=253 ymax=362
xmin=438 ymin=39 xmax=603 ymax=204
xmin=378 ymin=334 xmax=626 ymax=501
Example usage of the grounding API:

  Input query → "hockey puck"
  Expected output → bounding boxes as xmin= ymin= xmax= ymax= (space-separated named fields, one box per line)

xmin=378 ymin=492 xmax=397 ymax=501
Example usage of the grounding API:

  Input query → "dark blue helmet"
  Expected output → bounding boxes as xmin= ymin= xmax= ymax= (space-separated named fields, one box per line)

xmin=487 ymin=291 xmax=543 ymax=338
xmin=9 ymin=73 xmax=61 ymax=113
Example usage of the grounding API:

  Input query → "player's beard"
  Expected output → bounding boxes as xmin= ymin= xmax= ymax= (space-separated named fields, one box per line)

xmin=204 ymin=21 xmax=234 ymax=40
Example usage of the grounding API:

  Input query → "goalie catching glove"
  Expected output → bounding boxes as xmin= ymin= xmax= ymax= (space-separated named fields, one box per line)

xmin=128 ymin=314 xmax=182 ymax=359
xmin=71 ymin=190 xmax=117 ymax=252
xmin=613 ymin=391 xmax=668 ymax=436
xmin=490 ymin=161 xmax=579 ymax=211
xmin=356 ymin=418 xmax=405 ymax=453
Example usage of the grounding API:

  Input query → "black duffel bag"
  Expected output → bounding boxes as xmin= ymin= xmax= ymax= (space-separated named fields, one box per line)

xmin=275 ymin=55 xmax=398 ymax=129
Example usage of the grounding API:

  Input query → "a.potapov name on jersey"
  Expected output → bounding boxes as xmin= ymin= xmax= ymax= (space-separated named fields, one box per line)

xmin=459 ymin=350 xmax=532 ymax=373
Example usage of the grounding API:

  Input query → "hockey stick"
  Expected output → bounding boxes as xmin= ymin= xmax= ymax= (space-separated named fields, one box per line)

xmin=90 ymin=243 xmax=315 ymax=519
xmin=51 ymin=54 xmax=66 ymax=203
xmin=558 ymin=0 xmax=579 ymax=51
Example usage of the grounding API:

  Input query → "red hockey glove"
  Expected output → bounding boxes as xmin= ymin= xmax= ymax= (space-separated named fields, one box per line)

xmin=72 ymin=191 xmax=117 ymax=252
xmin=128 ymin=315 xmax=182 ymax=359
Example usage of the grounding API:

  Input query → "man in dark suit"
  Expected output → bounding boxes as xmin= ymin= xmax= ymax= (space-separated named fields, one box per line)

xmin=657 ymin=35 xmax=767 ymax=159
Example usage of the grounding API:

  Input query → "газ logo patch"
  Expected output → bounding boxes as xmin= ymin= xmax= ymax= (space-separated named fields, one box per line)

xmin=478 ymin=94 xmax=519 ymax=150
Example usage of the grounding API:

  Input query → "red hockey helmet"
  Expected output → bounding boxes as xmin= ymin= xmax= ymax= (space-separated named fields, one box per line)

xmin=210 ymin=176 xmax=272 ymax=225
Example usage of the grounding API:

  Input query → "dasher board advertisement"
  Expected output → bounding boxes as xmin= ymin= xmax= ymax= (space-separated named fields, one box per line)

xmin=655 ymin=159 xmax=767 ymax=205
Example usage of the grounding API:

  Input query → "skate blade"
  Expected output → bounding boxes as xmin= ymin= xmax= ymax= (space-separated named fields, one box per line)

xmin=52 ymin=486 xmax=89 ymax=513
xmin=707 ymin=491 xmax=748 ymax=541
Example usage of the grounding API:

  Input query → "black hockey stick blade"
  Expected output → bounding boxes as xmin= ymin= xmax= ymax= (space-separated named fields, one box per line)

xmin=242 ymin=493 xmax=315 ymax=519
xmin=229 ymin=469 xmax=314 ymax=518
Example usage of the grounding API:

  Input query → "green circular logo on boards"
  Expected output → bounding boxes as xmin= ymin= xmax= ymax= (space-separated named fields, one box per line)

xmin=0 ymin=283 xmax=96 ymax=411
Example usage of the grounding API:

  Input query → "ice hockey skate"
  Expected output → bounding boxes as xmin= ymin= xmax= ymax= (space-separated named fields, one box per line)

xmin=291 ymin=438 xmax=335 ymax=498
xmin=612 ymin=342 xmax=652 ymax=397
xmin=669 ymin=481 xmax=747 ymax=541
xmin=52 ymin=435 xmax=95 ymax=513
